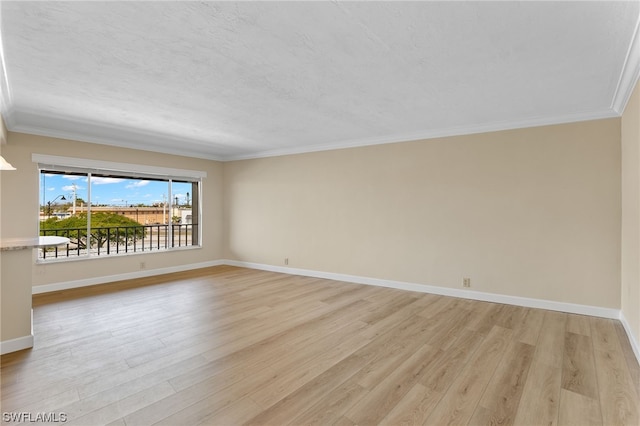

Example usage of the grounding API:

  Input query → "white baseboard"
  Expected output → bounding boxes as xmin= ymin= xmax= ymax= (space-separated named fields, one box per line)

xmin=31 ymin=260 xmax=225 ymax=294
xmin=0 ymin=334 xmax=34 ymax=355
xmin=28 ymin=258 xmax=637 ymax=364
xmin=222 ymin=259 xmax=621 ymax=320
xmin=619 ymin=311 xmax=640 ymax=365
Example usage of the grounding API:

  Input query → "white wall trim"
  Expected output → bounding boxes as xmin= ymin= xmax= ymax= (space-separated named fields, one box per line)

xmin=1 ymin=309 xmax=34 ymax=355
xmin=222 ymin=109 xmax=619 ymax=161
xmin=612 ymin=10 xmax=640 ymax=114
xmin=619 ymin=311 xmax=640 ymax=365
xmin=8 ymin=106 xmax=619 ymax=164
xmin=0 ymin=334 xmax=34 ymax=355
xmin=30 ymin=259 xmax=637 ymax=363
xmin=31 ymin=260 xmax=225 ymax=294
xmin=222 ymin=259 xmax=621 ymax=320
xmin=10 ymin=107 xmax=224 ymax=161
xmin=0 ymin=2 xmax=14 ymax=124
xmin=34 ymin=258 xmax=621 ymax=319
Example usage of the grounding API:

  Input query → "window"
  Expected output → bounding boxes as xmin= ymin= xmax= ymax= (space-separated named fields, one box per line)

xmin=35 ymin=155 xmax=205 ymax=261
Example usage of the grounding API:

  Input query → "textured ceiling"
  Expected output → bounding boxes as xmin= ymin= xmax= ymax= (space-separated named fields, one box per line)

xmin=1 ymin=1 xmax=639 ymax=161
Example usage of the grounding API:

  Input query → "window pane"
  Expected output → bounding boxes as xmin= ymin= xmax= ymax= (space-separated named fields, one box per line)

xmin=39 ymin=170 xmax=201 ymax=261
xmin=171 ymin=180 xmax=199 ymax=247
xmin=89 ymin=177 xmax=170 ymax=255
xmin=39 ymin=172 xmax=89 ymax=259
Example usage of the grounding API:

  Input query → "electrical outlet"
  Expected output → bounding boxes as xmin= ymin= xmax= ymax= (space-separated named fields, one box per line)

xmin=463 ymin=277 xmax=471 ymax=288
xmin=140 ymin=261 xmax=146 ymax=270
xmin=284 ymin=258 xmax=289 ymax=265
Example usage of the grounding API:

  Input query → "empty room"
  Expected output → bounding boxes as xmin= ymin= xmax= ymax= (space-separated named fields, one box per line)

xmin=1 ymin=1 xmax=639 ymax=425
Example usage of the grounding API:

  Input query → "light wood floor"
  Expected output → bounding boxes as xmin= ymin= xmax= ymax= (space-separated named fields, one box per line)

xmin=2 ymin=266 xmax=639 ymax=425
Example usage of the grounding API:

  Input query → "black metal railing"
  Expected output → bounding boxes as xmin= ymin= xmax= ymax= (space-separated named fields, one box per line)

xmin=39 ymin=224 xmax=197 ymax=259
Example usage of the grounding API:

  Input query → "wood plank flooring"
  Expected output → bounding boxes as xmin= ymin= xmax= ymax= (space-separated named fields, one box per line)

xmin=1 ymin=265 xmax=639 ymax=425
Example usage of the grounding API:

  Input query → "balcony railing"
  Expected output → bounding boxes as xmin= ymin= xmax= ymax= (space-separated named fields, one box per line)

xmin=39 ymin=224 xmax=197 ymax=260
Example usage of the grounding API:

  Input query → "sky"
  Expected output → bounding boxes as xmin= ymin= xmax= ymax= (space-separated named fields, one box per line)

xmin=40 ymin=173 xmax=193 ymax=207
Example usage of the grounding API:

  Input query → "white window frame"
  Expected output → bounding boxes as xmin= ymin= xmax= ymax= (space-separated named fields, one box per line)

xmin=33 ymin=154 xmax=206 ymax=261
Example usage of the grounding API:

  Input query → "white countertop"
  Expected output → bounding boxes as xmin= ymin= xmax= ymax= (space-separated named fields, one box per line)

xmin=0 ymin=236 xmax=70 ymax=251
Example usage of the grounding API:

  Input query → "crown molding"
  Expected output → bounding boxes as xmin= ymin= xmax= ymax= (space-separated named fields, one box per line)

xmin=7 ymin=106 xmax=620 ymax=163
xmin=0 ymin=9 xmax=13 ymax=123
xmin=8 ymin=107 xmax=226 ymax=161
xmin=0 ymin=60 xmax=16 ymax=131
xmin=612 ymin=9 xmax=640 ymax=114
xmin=221 ymin=108 xmax=620 ymax=161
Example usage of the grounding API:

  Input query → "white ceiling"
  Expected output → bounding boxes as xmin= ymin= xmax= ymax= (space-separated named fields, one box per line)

xmin=1 ymin=1 xmax=639 ymax=161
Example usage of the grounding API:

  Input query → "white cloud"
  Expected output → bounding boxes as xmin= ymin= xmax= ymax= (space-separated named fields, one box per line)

xmin=62 ymin=175 xmax=83 ymax=181
xmin=125 ymin=180 xmax=150 ymax=189
xmin=92 ymin=177 xmax=124 ymax=185
xmin=47 ymin=187 xmax=55 ymax=191
xmin=62 ymin=185 xmax=83 ymax=192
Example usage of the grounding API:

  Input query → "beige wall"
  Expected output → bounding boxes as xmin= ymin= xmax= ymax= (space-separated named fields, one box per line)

xmin=0 ymin=112 xmax=629 ymax=347
xmin=1 ymin=132 xmax=224 ymax=287
xmin=224 ymin=119 xmax=622 ymax=308
xmin=0 ymin=116 xmax=19 ymax=343
xmin=1 ymin=131 xmax=223 ymax=347
xmin=622 ymin=78 xmax=640 ymax=346
xmin=0 ymin=115 xmax=7 ymax=145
